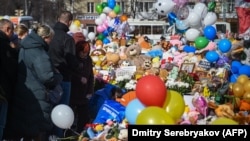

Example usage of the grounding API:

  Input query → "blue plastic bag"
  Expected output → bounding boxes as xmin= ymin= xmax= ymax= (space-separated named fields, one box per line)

xmin=93 ymin=100 xmax=125 ymax=124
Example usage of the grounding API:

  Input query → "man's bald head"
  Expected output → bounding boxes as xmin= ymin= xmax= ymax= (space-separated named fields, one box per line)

xmin=58 ymin=11 xmax=73 ymax=27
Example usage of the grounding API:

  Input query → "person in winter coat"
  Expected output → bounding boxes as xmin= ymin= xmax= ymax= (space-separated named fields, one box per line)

xmin=0 ymin=19 xmax=17 ymax=141
xmin=70 ymin=33 xmax=94 ymax=133
xmin=4 ymin=24 xmax=63 ymax=141
xmin=48 ymin=10 xmax=83 ymax=138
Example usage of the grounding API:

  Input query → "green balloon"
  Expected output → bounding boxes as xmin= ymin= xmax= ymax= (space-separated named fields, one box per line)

xmin=113 ymin=5 xmax=121 ymax=14
xmin=195 ymin=36 xmax=209 ymax=50
xmin=101 ymin=2 xmax=108 ymax=8
xmin=208 ymin=1 xmax=216 ymax=12
xmin=95 ymin=4 xmax=103 ymax=14
xmin=97 ymin=34 xmax=105 ymax=41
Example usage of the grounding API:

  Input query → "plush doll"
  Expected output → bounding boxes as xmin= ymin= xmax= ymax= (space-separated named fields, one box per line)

xmin=91 ymin=49 xmax=107 ymax=70
xmin=110 ymin=31 xmax=120 ymax=45
xmin=125 ymin=43 xmax=151 ymax=70
xmin=172 ymin=51 xmax=188 ymax=68
xmin=118 ymin=129 xmax=128 ymax=141
xmin=136 ymin=35 xmax=152 ymax=53
xmin=102 ymin=52 xmax=120 ymax=69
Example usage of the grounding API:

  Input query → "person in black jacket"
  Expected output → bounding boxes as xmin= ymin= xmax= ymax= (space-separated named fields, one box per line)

xmin=0 ymin=19 xmax=17 ymax=140
xmin=3 ymin=24 xmax=63 ymax=141
xmin=48 ymin=10 xmax=83 ymax=138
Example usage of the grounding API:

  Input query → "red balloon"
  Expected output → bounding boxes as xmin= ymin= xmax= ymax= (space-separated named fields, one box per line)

xmin=136 ymin=75 xmax=167 ymax=107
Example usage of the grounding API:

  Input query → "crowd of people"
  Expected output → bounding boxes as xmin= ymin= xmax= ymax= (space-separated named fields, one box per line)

xmin=0 ymin=11 xmax=94 ymax=141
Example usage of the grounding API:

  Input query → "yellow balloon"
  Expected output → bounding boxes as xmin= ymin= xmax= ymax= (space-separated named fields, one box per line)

xmin=243 ymin=80 xmax=250 ymax=92
xmin=210 ymin=117 xmax=238 ymax=125
xmin=237 ymin=74 xmax=249 ymax=85
xmin=162 ymin=90 xmax=185 ymax=121
xmin=73 ymin=19 xmax=81 ymax=27
xmin=243 ymin=91 xmax=250 ymax=103
xmin=136 ymin=106 xmax=175 ymax=125
xmin=232 ymin=82 xmax=245 ymax=97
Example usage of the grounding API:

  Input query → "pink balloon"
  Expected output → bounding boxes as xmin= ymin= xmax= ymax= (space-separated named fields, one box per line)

xmin=102 ymin=24 xmax=108 ymax=30
xmin=97 ymin=25 xmax=105 ymax=33
xmin=103 ymin=19 xmax=109 ymax=27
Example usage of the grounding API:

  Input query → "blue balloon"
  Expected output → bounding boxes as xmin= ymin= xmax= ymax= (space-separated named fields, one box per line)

xmin=125 ymin=99 xmax=145 ymax=124
xmin=239 ymin=65 xmax=250 ymax=77
xmin=231 ymin=66 xmax=239 ymax=74
xmin=183 ymin=45 xmax=196 ymax=53
xmin=103 ymin=38 xmax=110 ymax=44
xmin=230 ymin=74 xmax=239 ymax=83
xmin=102 ymin=30 xmax=109 ymax=36
xmin=108 ymin=0 xmax=116 ymax=9
xmin=231 ymin=60 xmax=242 ymax=69
xmin=167 ymin=12 xmax=177 ymax=26
xmin=218 ymin=39 xmax=232 ymax=53
xmin=205 ymin=51 xmax=219 ymax=62
xmin=203 ymin=26 xmax=217 ymax=40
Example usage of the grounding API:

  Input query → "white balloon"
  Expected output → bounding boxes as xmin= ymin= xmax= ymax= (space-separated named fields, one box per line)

xmin=193 ymin=2 xmax=208 ymax=18
xmin=154 ymin=0 xmax=176 ymax=16
xmin=103 ymin=7 xmax=112 ymax=14
xmin=203 ymin=12 xmax=217 ymax=26
xmin=82 ymin=29 xmax=88 ymax=37
xmin=187 ymin=11 xmax=201 ymax=27
xmin=51 ymin=104 xmax=74 ymax=129
xmin=99 ymin=13 xmax=107 ymax=21
xmin=88 ymin=32 xmax=96 ymax=41
xmin=95 ymin=18 xmax=103 ymax=25
xmin=185 ymin=28 xmax=201 ymax=41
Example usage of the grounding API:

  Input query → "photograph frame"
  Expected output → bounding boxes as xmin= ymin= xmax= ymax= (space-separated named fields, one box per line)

xmin=180 ymin=63 xmax=195 ymax=73
xmin=195 ymin=70 xmax=209 ymax=81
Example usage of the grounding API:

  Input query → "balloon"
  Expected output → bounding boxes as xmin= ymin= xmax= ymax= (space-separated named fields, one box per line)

xmin=187 ymin=11 xmax=201 ymax=27
xmin=203 ymin=12 xmax=217 ymax=26
xmin=175 ymin=19 xmax=189 ymax=30
xmin=207 ymin=1 xmax=216 ymax=12
xmin=51 ymin=104 xmax=74 ymax=129
xmin=82 ymin=29 xmax=88 ymax=37
xmin=192 ymin=96 xmax=208 ymax=116
xmin=119 ymin=91 xmax=137 ymax=106
xmin=176 ymin=6 xmax=189 ymax=20
xmin=162 ymin=90 xmax=185 ymax=121
xmin=120 ymin=14 xmax=128 ymax=22
xmin=239 ymin=65 xmax=250 ymax=77
xmin=108 ymin=0 xmax=116 ymax=9
xmin=136 ymin=106 xmax=175 ymax=125
xmin=101 ymin=2 xmax=108 ymax=8
xmin=195 ymin=36 xmax=209 ymax=49
xmin=73 ymin=20 xmax=81 ymax=28
xmin=243 ymin=92 xmax=250 ymax=103
xmin=95 ymin=40 xmax=103 ymax=46
xmin=205 ymin=51 xmax=219 ymax=62
xmin=231 ymin=60 xmax=242 ymax=69
xmin=102 ymin=38 xmax=110 ymax=44
xmin=210 ymin=117 xmax=238 ymax=125
xmin=237 ymin=75 xmax=249 ymax=85
xmin=154 ymin=0 xmax=176 ymax=16
xmin=113 ymin=5 xmax=121 ymax=14
xmin=99 ymin=13 xmax=107 ymax=21
xmin=232 ymin=82 xmax=245 ymax=97
xmin=203 ymin=25 xmax=217 ymax=40
xmin=218 ymin=39 xmax=232 ymax=53
xmin=97 ymin=33 xmax=105 ymax=41
xmin=103 ymin=7 xmax=112 ymax=13
xmin=95 ymin=4 xmax=103 ymax=14
xmin=230 ymin=74 xmax=239 ymax=83
xmin=193 ymin=2 xmax=208 ymax=18
xmin=125 ymin=98 xmax=145 ymax=124
xmin=136 ymin=75 xmax=167 ymax=107
xmin=108 ymin=11 xmax=117 ymax=18
xmin=97 ymin=25 xmax=105 ymax=33
xmin=185 ymin=28 xmax=200 ymax=41
xmin=87 ymin=32 xmax=96 ymax=41
xmin=244 ymin=80 xmax=250 ymax=92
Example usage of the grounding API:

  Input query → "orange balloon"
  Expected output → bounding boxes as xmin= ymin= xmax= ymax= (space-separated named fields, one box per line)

xmin=243 ymin=92 xmax=250 ymax=103
xmin=108 ymin=11 xmax=117 ymax=18
xmin=237 ymin=74 xmax=249 ymax=85
xmin=95 ymin=40 xmax=103 ymax=46
xmin=117 ymin=91 xmax=137 ymax=106
xmin=232 ymin=82 xmax=245 ymax=97
xmin=120 ymin=14 xmax=128 ymax=22
xmin=243 ymin=80 xmax=250 ymax=92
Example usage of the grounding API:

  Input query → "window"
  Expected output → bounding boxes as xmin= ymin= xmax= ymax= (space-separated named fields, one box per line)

xmin=87 ymin=2 xmax=94 ymax=13
xmin=88 ymin=26 xmax=95 ymax=33
xmin=136 ymin=2 xmax=154 ymax=12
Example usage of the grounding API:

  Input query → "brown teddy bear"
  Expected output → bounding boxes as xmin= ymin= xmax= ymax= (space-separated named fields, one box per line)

xmin=125 ymin=43 xmax=151 ymax=70
xmin=102 ymin=52 xmax=120 ymax=69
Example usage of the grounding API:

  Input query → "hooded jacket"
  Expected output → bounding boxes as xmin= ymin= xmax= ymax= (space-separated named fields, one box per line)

xmin=4 ymin=31 xmax=62 ymax=137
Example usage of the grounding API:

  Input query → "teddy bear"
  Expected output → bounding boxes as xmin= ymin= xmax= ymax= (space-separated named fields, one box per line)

xmin=125 ymin=43 xmax=151 ymax=70
xmin=102 ymin=52 xmax=120 ymax=69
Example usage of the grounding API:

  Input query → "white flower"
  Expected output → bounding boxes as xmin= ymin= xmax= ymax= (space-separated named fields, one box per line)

xmin=115 ymin=76 xmax=124 ymax=82
xmin=123 ymin=74 xmax=131 ymax=80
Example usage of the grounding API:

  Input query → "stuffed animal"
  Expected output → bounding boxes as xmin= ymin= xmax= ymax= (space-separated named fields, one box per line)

xmin=118 ymin=129 xmax=128 ymax=141
xmin=136 ymin=35 xmax=152 ymax=53
xmin=102 ymin=52 xmax=120 ymax=69
xmin=125 ymin=43 xmax=151 ymax=70
xmin=103 ymin=42 xmax=120 ymax=53
xmin=118 ymin=46 xmax=127 ymax=60
xmin=110 ymin=31 xmax=120 ymax=45
xmin=91 ymin=49 xmax=107 ymax=70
